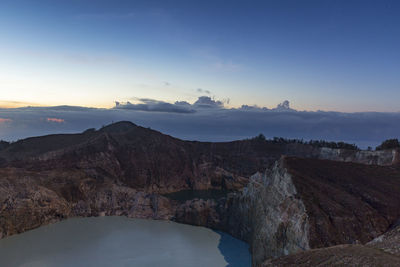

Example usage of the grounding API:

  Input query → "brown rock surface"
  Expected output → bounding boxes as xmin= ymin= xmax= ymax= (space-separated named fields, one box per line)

xmin=284 ymin=157 xmax=400 ymax=248
xmin=0 ymin=168 xmax=71 ymax=237
xmin=368 ymin=224 xmax=400 ymax=256
xmin=1 ymin=122 xmax=397 ymax=194
xmin=215 ymin=157 xmax=400 ymax=266
xmin=263 ymin=222 xmax=400 ymax=267
xmin=1 ymin=121 xmax=400 ymax=266
xmin=262 ymin=244 xmax=400 ymax=267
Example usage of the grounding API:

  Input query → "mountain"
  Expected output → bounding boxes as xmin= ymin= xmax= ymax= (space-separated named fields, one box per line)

xmin=1 ymin=121 xmax=399 ymax=266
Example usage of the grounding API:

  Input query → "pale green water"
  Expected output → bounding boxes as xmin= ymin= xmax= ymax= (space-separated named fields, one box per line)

xmin=0 ymin=216 xmax=251 ymax=267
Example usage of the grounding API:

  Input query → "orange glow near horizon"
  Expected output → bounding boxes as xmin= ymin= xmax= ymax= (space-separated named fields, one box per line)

xmin=0 ymin=100 xmax=113 ymax=109
xmin=0 ymin=100 xmax=43 ymax=109
xmin=0 ymin=118 xmax=12 ymax=123
xmin=46 ymin=118 xmax=65 ymax=123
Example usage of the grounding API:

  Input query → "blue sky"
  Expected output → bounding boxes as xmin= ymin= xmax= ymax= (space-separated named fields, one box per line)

xmin=0 ymin=0 xmax=399 ymax=111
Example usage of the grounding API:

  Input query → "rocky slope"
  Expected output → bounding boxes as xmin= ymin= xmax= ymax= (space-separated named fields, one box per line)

xmin=222 ymin=157 xmax=400 ymax=266
xmin=262 ymin=244 xmax=400 ymax=266
xmin=0 ymin=167 xmax=176 ymax=238
xmin=368 ymin=223 xmax=400 ymax=256
xmin=285 ymin=157 xmax=400 ymax=248
xmin=263 ymin=224 xmax=400 ymax=266
xmin=1 ymin=121 xmax=399 ymax=266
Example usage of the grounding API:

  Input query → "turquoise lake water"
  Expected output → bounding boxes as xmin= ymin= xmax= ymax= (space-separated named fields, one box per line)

xmin=0 ymin=216 xmax=251 ymax=267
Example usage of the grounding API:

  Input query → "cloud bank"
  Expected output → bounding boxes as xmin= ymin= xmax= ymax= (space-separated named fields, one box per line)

xmin=115 ymin=99 xmax=196 ymax=113
xmin=114 ymin=96 xmax=226 ymax=113
xmin=1 ymin=97 xmax=399 ymax=149
xmin=47 ymin=118 xmax=65 ymax=123
xmin=0 ymin=118 xmax=12 ymax=123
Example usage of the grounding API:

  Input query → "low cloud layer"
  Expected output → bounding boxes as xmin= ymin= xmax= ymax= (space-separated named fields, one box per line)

xmin=115 ymin=99 xmax=196 ymax=113
xmin=0 ymin=98 xmax=399 ymax=149
xmin=114 ymin=96 xmax=225 ymax=113
xmin=47 ymin=117 xmax=65 ymax=123
xmin=0 ymin=118 xmax=12 ymax=123
xmin=197 ymin=88 xmax=211 ymax=94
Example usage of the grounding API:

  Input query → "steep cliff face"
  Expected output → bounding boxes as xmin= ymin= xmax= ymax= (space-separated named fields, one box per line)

xmin=169 ymin=161 xmax=312 ymax=266
xmin=0 ymin=167 xmax=176 ymax=238
xmin=316 ymin=147 xmax=399 ymax=165
xmin=0 ymin=168 xmax=71 ymax=238
xmin=225 ymin=162 xmax=310 ymax=265
xmin=218 ymin=157 xmax=400 ymax=266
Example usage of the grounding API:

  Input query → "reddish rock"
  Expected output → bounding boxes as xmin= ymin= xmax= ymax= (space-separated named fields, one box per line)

xmin=1 ymin=121 xmax=400 ymax=266
xmin=284 ymin=157 xmax=400 ymax=248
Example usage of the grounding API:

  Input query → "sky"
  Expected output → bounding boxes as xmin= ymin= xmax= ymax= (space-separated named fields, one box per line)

xmin=0 ymin=1 xmax=400 ymax=147
xmin=0 ymin=0 xmax=399 ymax=112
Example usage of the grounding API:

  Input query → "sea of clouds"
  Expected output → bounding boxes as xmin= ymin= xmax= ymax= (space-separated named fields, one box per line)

xmin=0 ymin=97 xmax=399 ymax=149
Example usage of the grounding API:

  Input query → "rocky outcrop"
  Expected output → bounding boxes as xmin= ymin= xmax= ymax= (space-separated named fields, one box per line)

xmin=220 ymin=157 xmax=400 ymax=266
xmin=0 ymin=167 xmax=176 ymax=238
xmin=0 ymin=168 xmax=71 ymax=238
xmin=263 ymin=224 xmax=400 ymax=266
xmin=262 ymin=244 xmax=400 ymax=266
xmin=174 ymin=198 xmax=222 ymax=229
xmin=368 ymin=224 xmax=400 ymax=256
xmin=316 ymin=147 xmax=399 ymax=165
xmin=224 ymin=162 xmax=310 ymax=265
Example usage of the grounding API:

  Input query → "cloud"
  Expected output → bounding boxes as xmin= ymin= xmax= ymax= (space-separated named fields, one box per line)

xmin=1 ymin=100 xmax=400 ymax=149
xmin=193 ymin=96 xmax=224 ymax=109
xmin=114 ymin=96 xmax=225 ymax=113
xmin=114 ymin=99 xmax=195 ymax=113
xmin=271 ymin=100 xmax=296 ymax=112
xmin=0 ymin=118 xmax=12 ymax=123
xmin=197 ymin=88 xmax=211 ymax=95
xmin=239 ymin=100 xmax=294 ymax=112
xmin=46 ymin=118 xmax=65 ymax=123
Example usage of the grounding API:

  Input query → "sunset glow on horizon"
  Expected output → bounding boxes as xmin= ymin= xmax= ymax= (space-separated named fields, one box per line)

xmin=0 ymin=0 xmax=399 ymax=113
